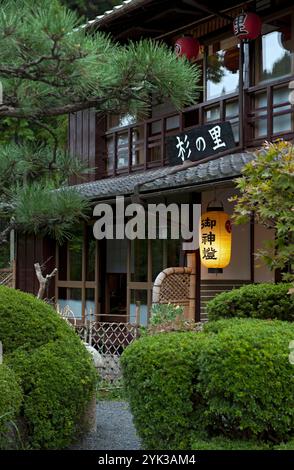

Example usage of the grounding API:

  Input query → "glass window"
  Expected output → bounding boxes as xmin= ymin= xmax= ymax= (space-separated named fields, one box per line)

xmin=131 ymin=239 xmax=148 ymax=282
xmin=58 ymin=288 xmax=82 ymax=319
xmin=167 ymin=238 xmax=181 ymax=268
xmin=117 ymin=131 xmax=129 ymax=169
xmin=257 ymin=16 xmax=293 ymax=83
xmin=225 ymin=100 xmax=240 ymax=143
xmin=107 ymin=114 xmax=136 ymax=130
xmin=129 ymin=290 xmax=148 ymax=326
xmin=254 ymin=87 xmax=293 ymax=138
xmin=132 ymin=127 xmax=144 ymax=165
xmin=69 ymin=228 xmax=83 ymax=281
xmin=206 ymin=37 xmax=240 ymax=100
xmin=151 ymin=239 xmax=165 ymax=281
xmin=106 ymin=136 xmax=114 ymax=173
xmin=85 ymin=288 xmax=95 ymax=320
xmin=58 ymin=243 xmax=67 ymax=281
xmin=86 ymin=225 xmax=96 ymax=281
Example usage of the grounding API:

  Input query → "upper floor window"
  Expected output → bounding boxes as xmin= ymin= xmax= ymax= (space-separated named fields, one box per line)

xmin=256 ymin=14 xmax=293 ymax=83
xmin=206 ymin=36 xmax=240 ymax=100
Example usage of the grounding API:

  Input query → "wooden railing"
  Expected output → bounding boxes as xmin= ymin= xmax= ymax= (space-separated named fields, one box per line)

xmin=105 ymin=76 xmax=294 ymax=175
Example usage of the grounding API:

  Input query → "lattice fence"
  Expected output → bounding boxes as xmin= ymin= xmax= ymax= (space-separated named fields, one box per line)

xmin=77 ymin=322 xmax=139 ymax=356
xmin=57 ymin=305 xmax=138 ymax=356
xmin=0 ymin=269 xmax=13 ymax=287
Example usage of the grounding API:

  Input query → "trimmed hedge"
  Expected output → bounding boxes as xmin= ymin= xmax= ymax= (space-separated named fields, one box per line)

xmin=0 ymin=364 xmax=23 ymax=448
xmin=7 ymin=338 xmax=97 ymax=449
xmin=121 ymin=332 xmax=206 ymax=450
xmin=0 ymin=285 xmax=97 ymax=449
xmin=197 ymin=319 xmax=294 ymax=442
xmin=0 ymin=286 xmax=74 ymax=353
xmin=191 ymin=436 xmax=270 ymax=450
xmin=121 ymin=319 xmax=294 ymax=449
xmin=206 ymin=283 xmax=294 ymax=322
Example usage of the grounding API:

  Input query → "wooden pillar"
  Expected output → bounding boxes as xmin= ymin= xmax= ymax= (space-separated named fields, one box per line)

xmin=186 ymin=252 xmax=196 ymax=321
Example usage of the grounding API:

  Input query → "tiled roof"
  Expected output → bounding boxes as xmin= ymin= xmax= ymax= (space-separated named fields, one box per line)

xmin=73 ymin=152 xmax=254 ymax=200
xmin=82 ymin=0 xmax=146 ymax=30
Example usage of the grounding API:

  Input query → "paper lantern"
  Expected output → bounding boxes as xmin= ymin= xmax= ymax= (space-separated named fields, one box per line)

xmin=279 ymin=28 xmax=293 ymax=52
xmin=233 ymin=12 xmax=262 ymax=41
xmin=174 ymin=36 xmax=200 ymax=61
xmin=223 ymin=46 xmax=240 ymax=73
xmin=199 ymin=208 xmax=232 ymax=269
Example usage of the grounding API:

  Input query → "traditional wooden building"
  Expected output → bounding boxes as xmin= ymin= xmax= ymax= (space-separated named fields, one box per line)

xmin=16 ymin=0 xmax=294 ymax=324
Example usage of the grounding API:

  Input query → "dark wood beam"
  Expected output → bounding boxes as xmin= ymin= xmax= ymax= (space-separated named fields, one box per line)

xmin=145 ymin=7 xmax=202 ymax=23
xmin=181 ymin=0 xmax=234 ymax=21
xmin=115 ymin=26 xmax=165 ymax=39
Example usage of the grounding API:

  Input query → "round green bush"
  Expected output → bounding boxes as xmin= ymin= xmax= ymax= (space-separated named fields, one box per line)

xmin=206 ymin=283 xmax=294 ymax=322
xmin=0 ymin=285 xmax=74 ymax=353
xmin=122 ymin=319 xmax=294 ymax=449
xmin=197 ymin=319 xmax=294 ymax=442
xmin=7 ymin=338 xmax=97 ymax=449
xmin=121 ymin=332 xmax=206 ymax=450
xmin=0 ymin=285 xmax=97 ymax=449
xmin=0 ymin=364 xmax=23 ymax=449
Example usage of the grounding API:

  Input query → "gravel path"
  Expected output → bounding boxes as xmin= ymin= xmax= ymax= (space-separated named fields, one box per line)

xmin=71 ymin=401 xmax=141 ymax=450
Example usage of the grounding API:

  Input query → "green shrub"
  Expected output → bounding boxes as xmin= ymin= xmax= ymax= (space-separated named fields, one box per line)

xmin=149 ymin=303 xmax=184 ymax=325
xmin=0 ymin=364 xmax=23 ymax=449
xmin=197 ymin=319 xmax=294 ymax=442
xmin=121 ymin=332 xmax=206 ymax=450
xmin=0 ymin=285 xmax=74 ymax=353
xmin=274 ymin=440 xmax=294 ymax=450
xmin=0 ymin=285 xmax=97 ymax=449
xmin=7 ymin=337 xmax=97 ymax=449
xmin=122 ymin=319 xmax=294 ymax=449
xmin=191 ymin=435 xmax=269 ymax=450
xmin=206 ymin=283 xmax=293 ymax=322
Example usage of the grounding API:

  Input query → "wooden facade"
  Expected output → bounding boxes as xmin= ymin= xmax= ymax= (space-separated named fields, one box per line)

xmin=16 ymin=0 xmax=294 ymax=323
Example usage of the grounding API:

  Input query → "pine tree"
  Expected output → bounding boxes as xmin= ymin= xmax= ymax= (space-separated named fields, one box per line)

xmin=0 ymin=0 xmax=200 ymax=246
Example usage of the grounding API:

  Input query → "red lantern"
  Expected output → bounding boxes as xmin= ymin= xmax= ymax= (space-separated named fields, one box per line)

xmin=223 ymin=46 xmax=240 ymax=73
xmin=279 ymin=28 xmax=293 ymax=52
xmin=174 ymin=36 xmax=200 ymax=61
xmin=233 ymin=12 xmax=262 ymax=41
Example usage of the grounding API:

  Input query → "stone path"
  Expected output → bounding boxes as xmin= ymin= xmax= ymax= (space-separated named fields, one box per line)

xmin=71 ymin=401 xmax=141 ymax=450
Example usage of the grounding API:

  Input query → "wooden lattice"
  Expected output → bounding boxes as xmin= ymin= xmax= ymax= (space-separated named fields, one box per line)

xmin=0 ymin=269 xmax=13 ymax=287
xmin=75 ymin=322 xmax=138 ymax=356
xmin=158 ymin=273 xmax=191 ymax=304
xmin=57 ymin=304 xmax=138 ymax=356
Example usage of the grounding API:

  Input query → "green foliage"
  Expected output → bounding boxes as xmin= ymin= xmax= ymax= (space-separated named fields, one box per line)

xmin=274 ymin=440 xmax=294 ymax=450
xmin=0 ymin=0 xmax=200 ymax=119
xmin=96 ymin=378 xmax=125 ymax=402
xmin=206 ymin=283 xmax=294 ymax=322
xmin=150 ymin=303 xmax=184 ymax=326
xmin=0 ymin=117 xmax=67 ymax=148
xmin=0 ymin=285 xmax=76 ymax=353
xmin=0 ymin=285 xmax=96 ymax=449
xmin=122 ymin=319 xmax=294 ymax=449
xmin=7 ymin=338 xmax=96 ymax=449
xmin=232 ymin=141 xmax=294 ymax=281
xmin=197 ymin=319 xmax=294 ymax=442
xmin=0 ymin=364 xmax=23 ymax=449
xmin=121 ymin=332 xmax=206 ymax=450
xmin=0 ymin=0 xmax=200 ymax=242
xmin=190 ymin=435 xmax=270 ymax=450
xmin=10 ymin=183 xmax=90 ymax=243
